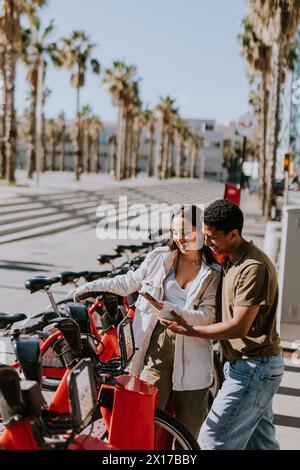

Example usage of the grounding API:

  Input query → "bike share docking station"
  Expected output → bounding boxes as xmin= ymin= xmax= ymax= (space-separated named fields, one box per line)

xmin=277 ymin=206 xmax=300 ymax=350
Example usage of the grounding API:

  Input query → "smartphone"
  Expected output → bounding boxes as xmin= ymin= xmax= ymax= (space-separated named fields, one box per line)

xmin=139 ymin=291 xmax=159 ymax=303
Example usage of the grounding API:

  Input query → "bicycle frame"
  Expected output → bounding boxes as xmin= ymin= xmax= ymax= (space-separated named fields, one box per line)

xmin=10 ymin=294 xmax=132 ymax=380
xmin=0 ymin=419 xmax=40 ymax=450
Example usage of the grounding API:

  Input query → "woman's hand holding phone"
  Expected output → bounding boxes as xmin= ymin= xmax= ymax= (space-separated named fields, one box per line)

xmin=139 ymin=291 xmax=163 ymax=311
xmin=139 ymin=292 xmax=176 ymax=320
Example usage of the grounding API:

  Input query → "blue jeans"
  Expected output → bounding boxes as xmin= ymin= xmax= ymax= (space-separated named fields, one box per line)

xmin=199 ymin=353 xmax=285 ymax=450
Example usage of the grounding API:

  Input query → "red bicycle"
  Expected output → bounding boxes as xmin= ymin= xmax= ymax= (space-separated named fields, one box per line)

xmin=1 ymin=315 xmax=199 ymax=450
xmin=0 ymin=358 xmax=115 ymax=450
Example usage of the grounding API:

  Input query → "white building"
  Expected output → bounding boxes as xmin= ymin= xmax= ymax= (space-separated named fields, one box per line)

xmin=186 ymin=119 xmax=224 ymax=180
xmin=16 ymin=118 xmax=236 ymax=181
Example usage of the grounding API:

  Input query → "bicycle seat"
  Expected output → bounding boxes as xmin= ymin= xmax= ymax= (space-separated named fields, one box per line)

xmin=114 ymin=244 xmax=141 ymax=254
xmin=0 ymin=313 xmax=27 ymax=328
xmin=138 ymin=241 xmax=156 ymax=248
xmin=83 ymin=270 xmax=111 ymax=282
xmin=13 ymin=315 xmax=49 ymax=334
xmin=57 ymin=271 xmax=88 ymax=285
xmin=114 ymin=244 xmax=129 ymax=254
xmin=97 ymin=254 xmax=119 ymax=264
xmin=25 ymin=276 xmax=60 ymax=293
xmin=131 ymin=255 xmax=146 ymax=264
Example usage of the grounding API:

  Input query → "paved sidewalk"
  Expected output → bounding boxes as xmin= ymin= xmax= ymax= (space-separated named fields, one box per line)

xmin=240 ymin=190 xmax=266 ymax=249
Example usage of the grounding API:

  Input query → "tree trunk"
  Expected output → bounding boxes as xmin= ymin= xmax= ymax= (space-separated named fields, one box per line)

xmin=50 ymin=134 xmax=55 ymax=171
xmin=92 ymin=135 xmax=100 ymax=174
xmin=60 ymin=127 xmax=66 ymax=172
xmin=161 ymin=130 xmax=170 ymax=179
xmin=199 ymin=150 xmax=205 ymax=180
xmin=130 ymin=119 xmax=141 ymax=178
xmin=82 ymin=122 xmax=89 ymax=173
xmin=116 ymin=104 xmax=126 ymax=180
xmin=0 ymin=114 xmax=5 ymax=178
xmin=166 ymin=135 xmax=174 ymax=178
xmin=147 ymin=126 xmax=155 ymax=177
xmin=74 ymin=86 xmax=82 ymax=180
xmin=41 ymin=111 xmax=47 ymax=172
xmin=96 ymin=133 xmax=101 ymax=173
xmin=87 ymin=131 xmax=92 ymax=173
xmin=175 ymin=133 xmax=181 ymax=177
xmin=27 ymin=79 xmax=38 ymax=179
xmin=4 ymin=43 xmax=17 ymax=183
xmin=176 ymin=137 xmax=184 ymax=178
xmin=108 ymin=139 xmax=116 ymax=174
xmin=259 ymin=72 xmax=268 ymax=215
xmin=156 ymin=118 xmax=164 ymax=178
xmin=189 ymin=143 xmax=196 ymax=178
xmin=264 ymin=41 xmax=282 ymax=218
xmin=125 ymin=116 xmax=134 ymax=179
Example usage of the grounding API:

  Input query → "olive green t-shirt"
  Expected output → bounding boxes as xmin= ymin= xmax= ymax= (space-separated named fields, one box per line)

xmin=216 ymin=241 xmax=281 ymax=360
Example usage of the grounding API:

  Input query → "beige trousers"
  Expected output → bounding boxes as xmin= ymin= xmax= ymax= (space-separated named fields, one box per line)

xmin=140 ymin=322 xmax=209 ymax=439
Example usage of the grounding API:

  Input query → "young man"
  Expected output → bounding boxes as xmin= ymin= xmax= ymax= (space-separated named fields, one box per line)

xmin=159 ymin=199 xmax=284 ymax=450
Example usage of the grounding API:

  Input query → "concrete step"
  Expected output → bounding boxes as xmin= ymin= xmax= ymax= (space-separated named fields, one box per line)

xmin=0 ymin=192 xmax=100 ymax=209
xmin=0 ymin=217 xmax=89 ymax=244
xmin=0 ymin=190 xmax=88 ymax=207
xmin=0 ymin=183 xmax=225 ymax=245
xmin=0 ymin=205 xmax=100 ymax=239
xmin=0 ymin=202 xmax=48 ymax=216
xmin=0 ymin=207 xmax=58 ymax=225
xmin=0 ymin=199 xmax=109 ymax=226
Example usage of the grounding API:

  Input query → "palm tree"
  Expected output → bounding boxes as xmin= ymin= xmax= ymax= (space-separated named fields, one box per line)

xmin=80 ymin=104 xmax=92 ymax=172
xmin=155 ymin=96 xmax=178 ymax=179
xmin=60 ymin=30 xmax=100 ymax=180
xmin=127 ymin=88 xmax=142 ymax=178
xmin=108 ymin=134 xmax=117 ymax=175
xmin=103 ymin=61 xmax=140 ymax=180
xmin=40 ymin=87 xmax=51 ymax=172
xmin=247 ymin=0 xmax=300 ymax=217
xmin=0 ymin=0 xmax=46 ymax=183
xmin=45 ymin=118 xmax=60 ymax=171
xmin=140 ymin=107 xmax=156 ymax=177
xmin=174 ymin=117 xmax=190 ymax=178
xmin=194 ymin=133 xmax=204 ymax=179
xmin=0 ymin=37 xmax=6 ymax=178
xmin=89 ymin=115 xmax=102 ymax=174
xmin=189 ymin=133 xmax=203 ymax=178
xmin=57 ymin=111 xmax=66 ymax=172
xmin=239 ymin=16 xmax=271 ymax=214
xmin=21 ymin=19 xmax=62 ymax=178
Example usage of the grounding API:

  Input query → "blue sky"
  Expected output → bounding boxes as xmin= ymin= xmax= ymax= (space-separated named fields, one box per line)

xmin=16 ymin=0 xmax=249 ymax=125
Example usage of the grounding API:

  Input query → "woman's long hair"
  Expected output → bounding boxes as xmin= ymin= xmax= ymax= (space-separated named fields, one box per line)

xmin=168 ymin=205 xmax=215 ymax=267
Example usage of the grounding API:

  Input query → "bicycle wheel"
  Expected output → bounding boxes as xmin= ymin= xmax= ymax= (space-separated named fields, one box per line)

xmin=79 ymin=408 xmax=199 ymax=450
xmin=154 ymin=409 xmax=200 ymax=450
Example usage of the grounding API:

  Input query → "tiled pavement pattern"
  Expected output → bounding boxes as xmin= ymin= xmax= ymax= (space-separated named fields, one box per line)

xmin=0 ymin=180 xmax=223 ymax=244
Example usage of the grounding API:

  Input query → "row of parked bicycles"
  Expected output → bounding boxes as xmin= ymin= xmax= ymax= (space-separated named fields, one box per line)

xmin=0 ymin=239 xmax=224 ymax=451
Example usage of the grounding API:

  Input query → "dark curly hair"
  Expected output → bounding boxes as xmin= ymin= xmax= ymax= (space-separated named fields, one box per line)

xmin=204 ymin=199 xmax=244 ymax=235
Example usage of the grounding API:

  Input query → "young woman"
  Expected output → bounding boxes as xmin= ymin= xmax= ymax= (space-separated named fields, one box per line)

xmin=73 ymin=205 xmax=220 ymax=438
